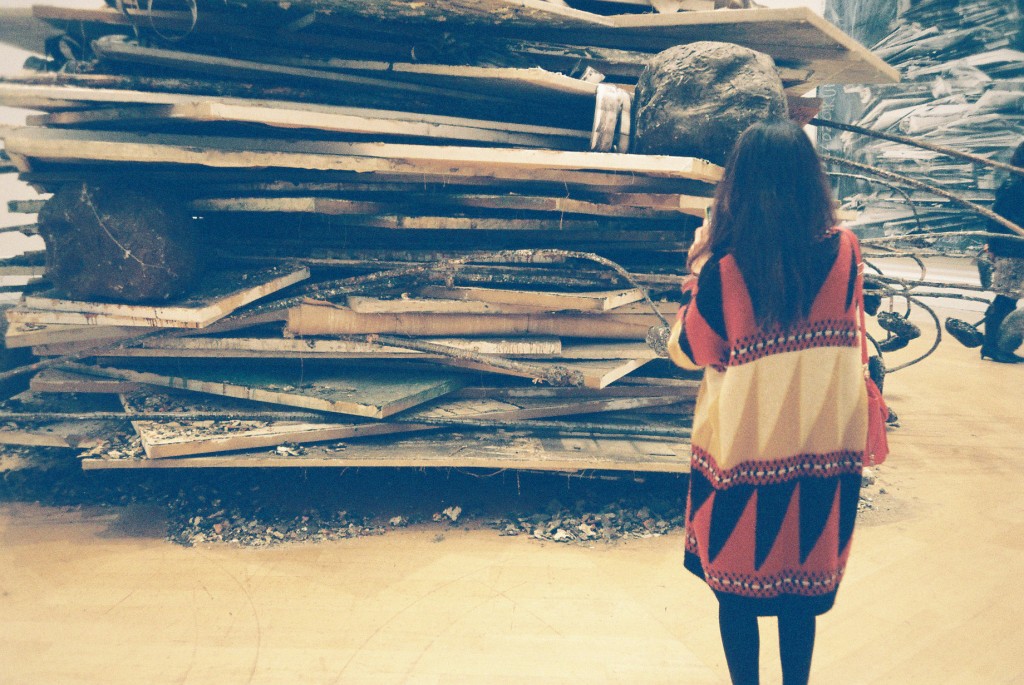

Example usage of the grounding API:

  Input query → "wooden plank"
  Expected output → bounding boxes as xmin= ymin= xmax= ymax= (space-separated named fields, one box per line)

xmin=121 ymin=392 xmax=434 ymax=459
xmin=238 ymin=53 xmax=604 ymax=99
xmin=452 ymin=382 xmax=697 ymax=400
xmin=412 ymin=392 xmax=681 ymax=421
xmin=0 ymin=266 xmax=46 ymax=279
xmin=4 ymin=321 xmax=155 ymax=349
xmin=285 ymin=301 xmax=654 ymax=339
xmin=554 ymin=341 xmax=660 ymax=360
xmin=13 ymin=265 xmax=308 ymax=329
xmin=0 ymin=419 xmax=118 ymax=449
xmin=418 ymin=285 xmax=645 ymax=312
xmin=83 ymin=335 xmax=562 ymax=359
xmin=21 ymin=7 xmax=897 ymax=90
xmin=506 ymin=40 xmax=809 ymax=86
xmin=190 ymin=194 xmax=693 ymax=219
xmin=119 ymin=389 xmax=682 ymax=458
xmin=1 ymin=83 xmax=588 ymax=140
xmin=16 ymin=157 xmax=715 ymax=196
xmin=607 ymin=7 xmax=901 ymax=86
xmin=30 ymin=4 xmax=432 ymax=61
xmin=190 ymin=201 xmax=670 ymax=230
xmin=440 ymin=356 xmax=654 ymax=389
xmin=347 ymin=295 xmax=541 ymax=315
xmin=90 ymin=37 xmax=514 ymax=104
xmin=28 ymin=101 xmax=590 ymax=149
xmin=0 ymin=127 xmax=724 ymax=186
xmin=70 ymin=361 xmax=465 ymax=419
xmin=443 ymin=191 xmax=710 ymax=217
xmin=6 ymin=199 xmax=46 ymax=214
xmin=29 ymin=368 xmax=144 ymax=394
xmin=0 ymin=7 xmax=62 ymax=54
xmin=82 ymin=432 xmax=691 ymax=472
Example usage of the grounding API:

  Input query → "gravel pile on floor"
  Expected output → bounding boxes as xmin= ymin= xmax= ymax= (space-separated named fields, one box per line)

xmin=488 ymin=499 xmax=685 ymax=543
xmin=2 ymin=447 xmax=885 ymax=546
xmin=0 ymin=447 xmax=692 ymax=547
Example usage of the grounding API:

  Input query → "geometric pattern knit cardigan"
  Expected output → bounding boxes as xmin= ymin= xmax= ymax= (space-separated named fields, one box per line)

xmin=670 ymin=227 xmax=867 ymax=615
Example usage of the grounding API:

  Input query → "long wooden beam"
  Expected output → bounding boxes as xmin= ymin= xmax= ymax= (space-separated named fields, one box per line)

xmin=1 ymin=127 xmax=723 ymax=185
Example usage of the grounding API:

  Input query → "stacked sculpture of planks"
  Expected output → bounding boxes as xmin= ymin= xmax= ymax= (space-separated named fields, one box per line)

xmin=0 ymin=1 xmax=894 ymax=471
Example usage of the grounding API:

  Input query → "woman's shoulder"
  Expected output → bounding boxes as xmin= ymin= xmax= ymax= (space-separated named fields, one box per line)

xmin=812 ymin=226 xmax=851 ymax=260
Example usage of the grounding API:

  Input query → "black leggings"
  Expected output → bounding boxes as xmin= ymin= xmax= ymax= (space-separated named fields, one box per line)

xmin=718 ymin=603 xmax=816 ymax=685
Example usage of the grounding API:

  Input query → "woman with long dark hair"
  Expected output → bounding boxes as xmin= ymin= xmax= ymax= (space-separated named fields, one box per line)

xmin=668 ymin=119 xmax=868 ymax=685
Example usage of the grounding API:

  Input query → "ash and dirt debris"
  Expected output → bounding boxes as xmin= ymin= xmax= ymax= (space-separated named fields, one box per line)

xmin=858 ymin=467 xmax=892 ymax=515
xmin=1 ymin=446 xmax=890 ymax=547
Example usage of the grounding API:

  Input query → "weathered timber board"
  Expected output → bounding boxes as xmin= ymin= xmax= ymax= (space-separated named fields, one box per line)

xmin=14 ymin=265 xmax=308 ymax=329
xmin=0 ymin=265 xmax=46 ymax=279
xmin=189 ymin=194 xmax=694 ymax=219
xmin=82 ymin=432 xmax=691 ymax=472
xmin=4 ymin=321 xmax=156 ymax=348
xmin=121 ymin=391 xmax=434 ymax=459
xmin=177 ymin=4 xmax=897 ymax=87
xmin=30 ymin=368 xmax=144 ymax=394
xmin=17 ymin=159 xmax=716 ymax=195
xmin=285 ymin=301 xmax=655 ymax=338
xmin=82 ymin=335 xmax=562 ymax=358
xmin=190 ymin=205 xmax=677 ymax=231
xmin=90 ymin=37 xmax=516 ymax=105
xmin=29 ymin=102 xmax=588 ymax=149
xmin=418 ymin=285 xmax=645 ymax=311
xmin=453 ymin=382 xmax=698 ymax=400
xmin=347 ymin=295 xmax=542 ymax=315
xmin=119 ymin=389 xmax=683 ymax=458
xmin=221 ymin=53 xmax=604 ymax=99
xmin=2 ymin=83 xmax=588 ymax=139
xmin=7 ymin=199 xmax=46 ymax=213
xmin=29 ymin=1 xmax=879 ymax=82
xmin=0 ymin=419 xmax=119 ymax=449
xmin=552 ymin=341 xmax=660 ymax=360
xmin=507 ymin=39 xmax=813 ymax=87
xmin=0 ymin=127 xmax=723 ymax=184
xmin=71 ymin=360 xmax=465 ymax=419
xmin=441 ymin=356 xmax=654 ymax=389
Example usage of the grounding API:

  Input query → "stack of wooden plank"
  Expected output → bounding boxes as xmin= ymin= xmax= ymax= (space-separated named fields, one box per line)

xmin=0 ymin=1 xmax=897 ymax=472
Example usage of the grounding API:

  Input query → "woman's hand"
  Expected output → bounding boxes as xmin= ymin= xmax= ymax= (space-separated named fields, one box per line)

xmin=687 ymin=224 xmax=711 ymax=276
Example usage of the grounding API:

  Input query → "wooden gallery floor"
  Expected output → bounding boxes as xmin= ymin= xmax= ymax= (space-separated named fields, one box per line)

xmin=1 ymin=325 xmax=1022 ymax=684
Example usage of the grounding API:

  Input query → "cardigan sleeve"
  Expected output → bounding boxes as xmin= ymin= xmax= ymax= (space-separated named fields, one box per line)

xmin=668 ymin=258 xmax=729 ymax=369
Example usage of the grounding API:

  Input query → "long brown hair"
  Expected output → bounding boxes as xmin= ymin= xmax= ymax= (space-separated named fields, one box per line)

xmin=707 ymin=119 xmax=837 ymax=329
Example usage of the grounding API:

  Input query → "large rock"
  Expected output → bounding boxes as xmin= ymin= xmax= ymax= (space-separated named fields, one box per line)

xmin=38 ymin=182 xmax=200 ymax=303
xmin=633 ymin=41 xmax=788 ymax=165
